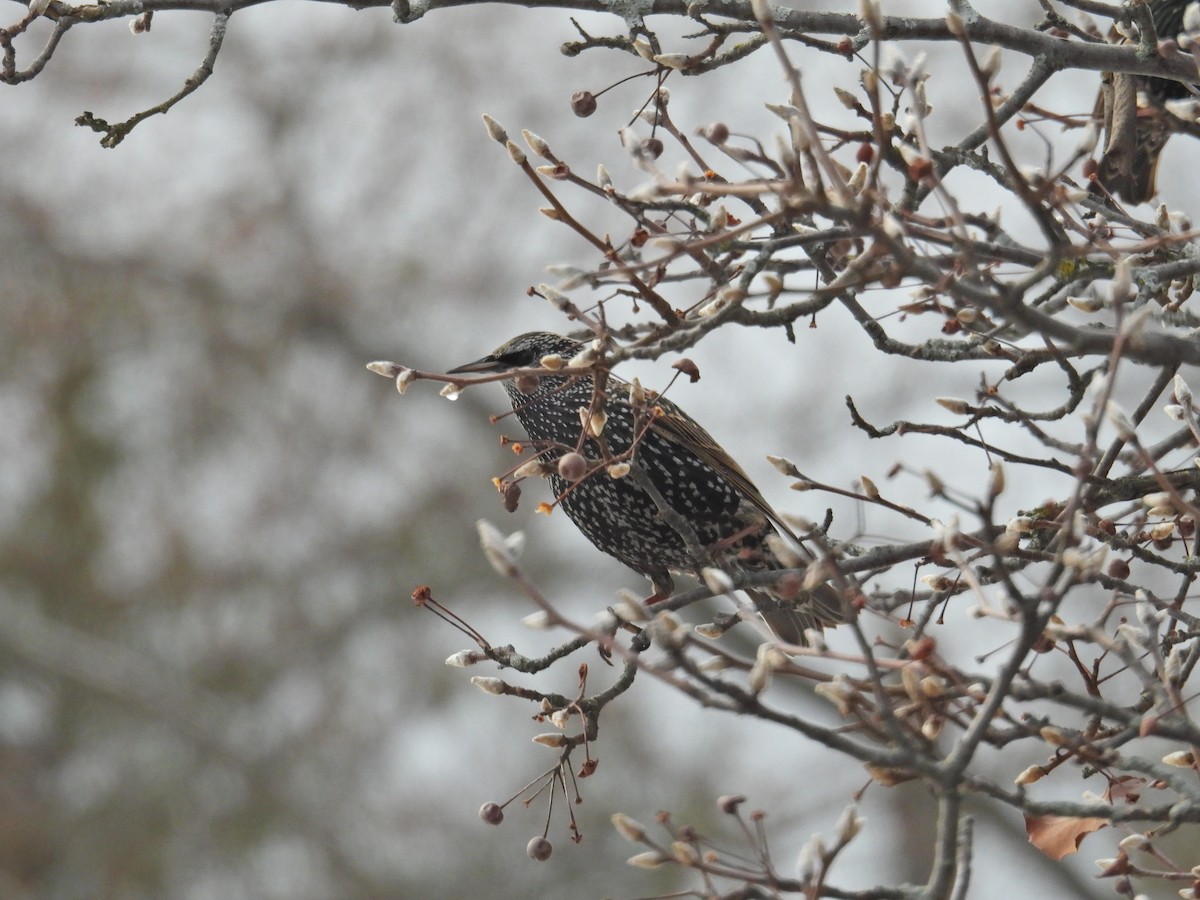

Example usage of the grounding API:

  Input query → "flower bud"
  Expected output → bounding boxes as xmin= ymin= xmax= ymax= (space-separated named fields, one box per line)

xmin=385 ymin=367 xmax=416 ymax=393
xmin=481 ymin=114 xmax=507 ymax=143
xmin=671 ymin=841 xmax=700 ymax=865
xmin=935 ymin=396 xmax=971 ymax=415
xmin=1162 ymin=750 xmax=1195 ymax=767
xmin=471 ymin=676 xmax=505 ymax=695
xmin=627 ymin=851 xmax=668 ymax=868
xmin=1014 ymin=765 xmax=1045 ymax=785
xmin=701 ymin=567 xmax=735 ymax=594
xmin=522 ymin=129 xmax=551 ymax=158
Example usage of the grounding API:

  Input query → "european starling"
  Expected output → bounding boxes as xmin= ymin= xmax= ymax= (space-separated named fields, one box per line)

xmin=449 ymin=331 xmax=842 ymax=644
xmin=1097 ymin=0 xmax=1197 ymax=203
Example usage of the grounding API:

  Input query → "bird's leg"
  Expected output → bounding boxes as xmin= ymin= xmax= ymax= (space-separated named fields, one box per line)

xmin=643 ymin=570 xmax=675 ymax=605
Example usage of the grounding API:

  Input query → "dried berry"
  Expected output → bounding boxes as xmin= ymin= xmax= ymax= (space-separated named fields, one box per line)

xmin=558 ymin=452 xmax=588 ymax=482
xmin=479 ymin=802 xmax=504 ymax=825
xmin=640 ymin=137 xmax=664 ymax=159
xmin=503 ymin=481 xmax=521 ymax=513
xmin=570 ymin=91 xmax=597 ymax=117
xmin=527 ymin=836 xmax=553 ymax=861
xmin=671 ymin=358 xmax=701 ymax=383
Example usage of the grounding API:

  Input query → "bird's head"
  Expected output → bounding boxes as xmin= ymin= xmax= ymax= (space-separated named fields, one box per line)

xmin=447 ymin=332 xmax=586 ymax=375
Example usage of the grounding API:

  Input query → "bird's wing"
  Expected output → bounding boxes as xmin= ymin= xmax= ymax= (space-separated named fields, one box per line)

xmin=642 ymin=396 xmax=814 ymax=555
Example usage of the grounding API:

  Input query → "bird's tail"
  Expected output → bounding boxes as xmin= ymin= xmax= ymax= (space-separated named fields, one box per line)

xmin=748 ymin=583 xmax=844 ymax=646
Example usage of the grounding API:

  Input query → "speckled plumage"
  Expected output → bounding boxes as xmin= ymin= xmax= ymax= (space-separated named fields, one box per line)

xmin=450 ymin=332 xmax=841 ymax=643
xmin=1145 ymin=1 xmax=1193 ymax=101
xmin=1097 ymin=0 xmax=1196 ymax=203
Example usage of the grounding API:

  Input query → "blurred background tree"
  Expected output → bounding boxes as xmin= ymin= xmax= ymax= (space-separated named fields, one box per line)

xmin=3 ymin=1 xmax=1200 ymax=897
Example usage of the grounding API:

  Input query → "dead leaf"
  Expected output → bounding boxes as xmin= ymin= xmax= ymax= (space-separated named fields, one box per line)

xmin=1025 ymin=814 xmax=1107 ymax=860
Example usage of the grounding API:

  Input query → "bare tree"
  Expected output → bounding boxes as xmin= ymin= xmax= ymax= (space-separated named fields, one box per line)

xmin=7 ymin=0 xmax=1200 ymax=897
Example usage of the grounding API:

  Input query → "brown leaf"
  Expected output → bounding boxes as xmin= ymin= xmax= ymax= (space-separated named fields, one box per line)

xmin=1024 ymin=814 xmax=1107 ymax=860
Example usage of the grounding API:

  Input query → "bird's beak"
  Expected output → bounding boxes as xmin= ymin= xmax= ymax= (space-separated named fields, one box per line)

xmin=446 ymin=354 xmax=506 ymax=375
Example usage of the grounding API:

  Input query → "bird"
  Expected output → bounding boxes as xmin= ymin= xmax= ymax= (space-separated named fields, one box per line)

xmin=448 ymin=331 xmax=842 ymax=645
xmin=1096 ymin=0 xmax=1197 ymax=204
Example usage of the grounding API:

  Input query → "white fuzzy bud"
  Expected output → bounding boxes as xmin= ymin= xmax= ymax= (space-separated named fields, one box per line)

xmin=505 ymin=140 xmax=527 ymax=166
xmin=765 ymin=102 xmax=800 ymax=120
xmin=612 ymin=813 xmax=647 ymax=842
xmin=522 ymin=129 xmax=551 ymax=158
xmin=1014 ymin=765 xmax=1045 ymax=785
xmin=981 ymin=45 xmax=1002 ymax=79
xmin=835 ymin=804 xmax=865 ymax=842
xmin=1143 ymin=491 xmax=1173 ymax=510
xmin=764 ymin=534 xmax=802 ymax=568
xmin=627 ymin=851 xmax=669 ymax=868
xmin=814 ymin=674 xmax=857 ymax=715
xmin=1110 ymin=257 xmax=1134 ymax=303
xmin=1162 ymin=750 xmax=1195 ymax=767
xmin=701 ymin=567 xmax=735 ymax=594
xmin=476 ymin=520 xmax=524 ymax=575
xmin=654 ymin=52 xmax=692 ymax=69
xmin=588 ymin=410 xmax=608 ymax=437
xmin=767 ymin=455 xmax=800 ymax=477
xmin=521 ymin=611 xmax=552 ymax=630
xmin=1184 ymin=2 xmax=1200 ymax=33
xmin=1165 ymin=98 xmax=1200 ymax=121
xmin=513 ymin=460 xmax=545 ymax=479
xmin=1118 ymin=833 xmax=1150 ymax=852
xmin=858 ymin=0 xmax=882 ymax=30
xmin=481 ymin=114 xmax=507 ymax=144
xmin=796 ymin=833 xmax=828 ymax=881
xmin=471 ymin=676 xmax=505 ymax=695
xmin=568 ymin=347 xmax=598 ymax=369
xmin=549 ymin=708 xmax=570 ymax=729
xmin=1175 ymin=373 xmax=1194 ymax=407
xmin=1106 ymin=401 xmax=1137 ymax=440
xmin=1067 ymin=294 xmax=1103 ymax=313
